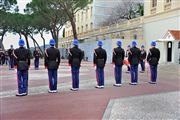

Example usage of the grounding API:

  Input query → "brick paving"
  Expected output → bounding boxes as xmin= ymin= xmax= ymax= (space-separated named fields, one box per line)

xmin=0 ymin=60 xmax=179 ymax=120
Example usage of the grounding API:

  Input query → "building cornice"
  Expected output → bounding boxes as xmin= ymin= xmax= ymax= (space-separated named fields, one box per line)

xmin=144 ymin=7 xmax=180 ymax=19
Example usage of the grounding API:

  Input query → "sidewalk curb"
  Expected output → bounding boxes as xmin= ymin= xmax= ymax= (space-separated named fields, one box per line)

xmin=102 ymin=99 xmax=114 ymax=120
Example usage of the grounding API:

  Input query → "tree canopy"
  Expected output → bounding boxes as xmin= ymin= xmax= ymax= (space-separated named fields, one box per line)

xmin=26 ymin=0 xmax=68 ymax=48
xmin=0 ymin=0 xmax=92 ymax=50
xmin=101 ymin=0 xmax=144 ymax=26
xmin=0 ymin=0 xmax=17 ymax=11
xmin=52 ymin=0 xmax=92 ymax=39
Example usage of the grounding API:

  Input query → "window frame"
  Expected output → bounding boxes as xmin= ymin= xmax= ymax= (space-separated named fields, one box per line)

xmin=133 ymin=34 xmax=137 ymax=40
xmin=152 ymin=0 xmax=157 ymax=7
xmin=166 ymin=0 xmax=171 ymax=3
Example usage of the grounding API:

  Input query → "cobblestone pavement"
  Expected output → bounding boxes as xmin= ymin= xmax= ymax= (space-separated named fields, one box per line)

xmin=103 ymin=91 xmax=180 ymax=120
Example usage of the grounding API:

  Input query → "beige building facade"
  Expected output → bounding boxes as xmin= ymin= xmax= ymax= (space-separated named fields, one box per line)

xmin=61 ymin=0 xmax=180 ymax=64
xmin=65 ymin=3 xmax=93 ymax=37
xmin=64 ymin=0 xmax=123 ymax=38
xmin=143 ymin=0 xmax=180 ymax=64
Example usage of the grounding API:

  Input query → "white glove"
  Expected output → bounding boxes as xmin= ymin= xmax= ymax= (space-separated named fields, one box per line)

xmin=94 ymin=66 xmax=96 ymax=70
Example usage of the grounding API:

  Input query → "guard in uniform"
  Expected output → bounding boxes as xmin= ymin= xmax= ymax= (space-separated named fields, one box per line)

xmin=125 ymin=45 xmax=131 ymax=73
xmin=128 ymin=40 xmax=141 ymax=85
xmin=45 ymin=39 xmax=60 ymax=93
xmin=8 ymin=45 xmax=15 ymax=70
xmin=5 ymin=51 xmax=8 ymax=65
xmin=139 ymin=45 xmax=147 ymax=73
xmin=68 ymin=39 xmax=83 ymax=91
xmin=0 ymin=49 xmax=5 ymax=65
xmin=33 ymin=49 xmax=41 ymax=70
xmin=14 ymin=39 xmax=31 ymax=96
xmin=93 ymin=40 xmax=107 ymax=89
xmin=147 ymin=41 xmax=160 ymax=84
xmin=112 ymin=41 xmax=125 ymax=87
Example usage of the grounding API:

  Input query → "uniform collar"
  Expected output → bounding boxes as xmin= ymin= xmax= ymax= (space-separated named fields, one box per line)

xmin=74 ymin=45 xmax=78 ymax=48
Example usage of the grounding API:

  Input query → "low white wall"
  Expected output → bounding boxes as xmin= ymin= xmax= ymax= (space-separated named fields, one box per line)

xmin=156 ymin=42 xmax=167 ymax=64
xmin=173 ymin=41 xmax=179 ymax=64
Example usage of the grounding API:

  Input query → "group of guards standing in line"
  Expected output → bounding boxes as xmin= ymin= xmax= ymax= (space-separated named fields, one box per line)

xmin=0 ymin=45 xmax=15 ymax=69
xmin=10 ymin=38 xmax=160 ymax=96
xmin=0 ymin=45 xmax=41 ymax=70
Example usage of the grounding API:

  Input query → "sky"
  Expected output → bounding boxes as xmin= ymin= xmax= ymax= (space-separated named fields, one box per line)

xmin=3 ymin=0 xmax=63 ymax=49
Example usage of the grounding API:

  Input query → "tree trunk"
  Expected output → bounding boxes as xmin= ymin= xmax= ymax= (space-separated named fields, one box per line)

xmin=33 ymin=40 xmax=36 ymax=50
xmin=29 ymin=35 xmax=44 ymax=55
xmin=40 ymin=32 xmax=46 ymax=51
xmin=70 ymin=18 xmax=78 ymax=39
xmin=55 ymin=29 xmax=59 ymax=48
xmin=0 ymin=30 xmax=6 ymax=51
xmin=0 ymin=38 xmax=5 ymax=51
xmin=23 ymin=34 xmax=30 ymax=49
xmin=50 ymin=29 xmax=59 ymax=48
xmin=50 ymin=29 xmax=55 ymax=40
xmin=18 ymin=33 xmax=22 ymax=39
xmin=0 ymin=36 xmax=5 ymax=51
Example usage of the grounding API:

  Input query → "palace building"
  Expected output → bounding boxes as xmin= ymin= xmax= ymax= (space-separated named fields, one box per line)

xmin=143 ymin=0 xmax=180 ymax=63
xmin=61 ymin=0 xmax=180 ymax=64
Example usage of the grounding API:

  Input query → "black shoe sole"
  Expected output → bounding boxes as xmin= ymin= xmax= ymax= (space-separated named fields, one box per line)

xmin=129 ymin=83 xmax=138 ymax=85
xmin=149 ymin=82 xmax=157 ymax=84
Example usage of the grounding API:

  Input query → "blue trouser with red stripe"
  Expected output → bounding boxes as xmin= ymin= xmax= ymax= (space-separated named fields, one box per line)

xmin=114 ymin=65 xmax=122 ymax=84
xmin=34 ymin=58 xmax=39 ymax=69
xmin=17 ymin=70 xmax=28 ymax=94
xmin=150 ymin=65 xmax=158 ymax=82
xmin=130 ymin=64 xmax=138 ymax=83
xmin=96 ymin=67 xmax=104 ymax=86
xmin=71 ymin=66 xmax=80 ymax=88
xmin=48 ymin=69 xmax=57 ymax=90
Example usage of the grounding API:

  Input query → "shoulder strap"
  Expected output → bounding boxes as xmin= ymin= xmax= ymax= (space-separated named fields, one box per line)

xmin=68 ymin=48 xmax=72 ymax=56
xmin=148 ymin=49 xmax=152 ymax=55
xmin=13 ymin=50 xmax=17 ymax=59
xmin=129 ymin=49 xmax=132 ymax=55
xmin=113 ymin=48 xmax=116 ymax=56
xmin=94 ymin=49 xmax=97 ymax=56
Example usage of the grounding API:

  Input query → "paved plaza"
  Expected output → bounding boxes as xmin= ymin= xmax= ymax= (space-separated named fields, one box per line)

xmin=0 ymin=60 xmax=180 ymax=120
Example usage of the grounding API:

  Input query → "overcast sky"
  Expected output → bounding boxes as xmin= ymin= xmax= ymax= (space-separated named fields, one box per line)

xmin=3 ymin=0 xmax=61 ymax=49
